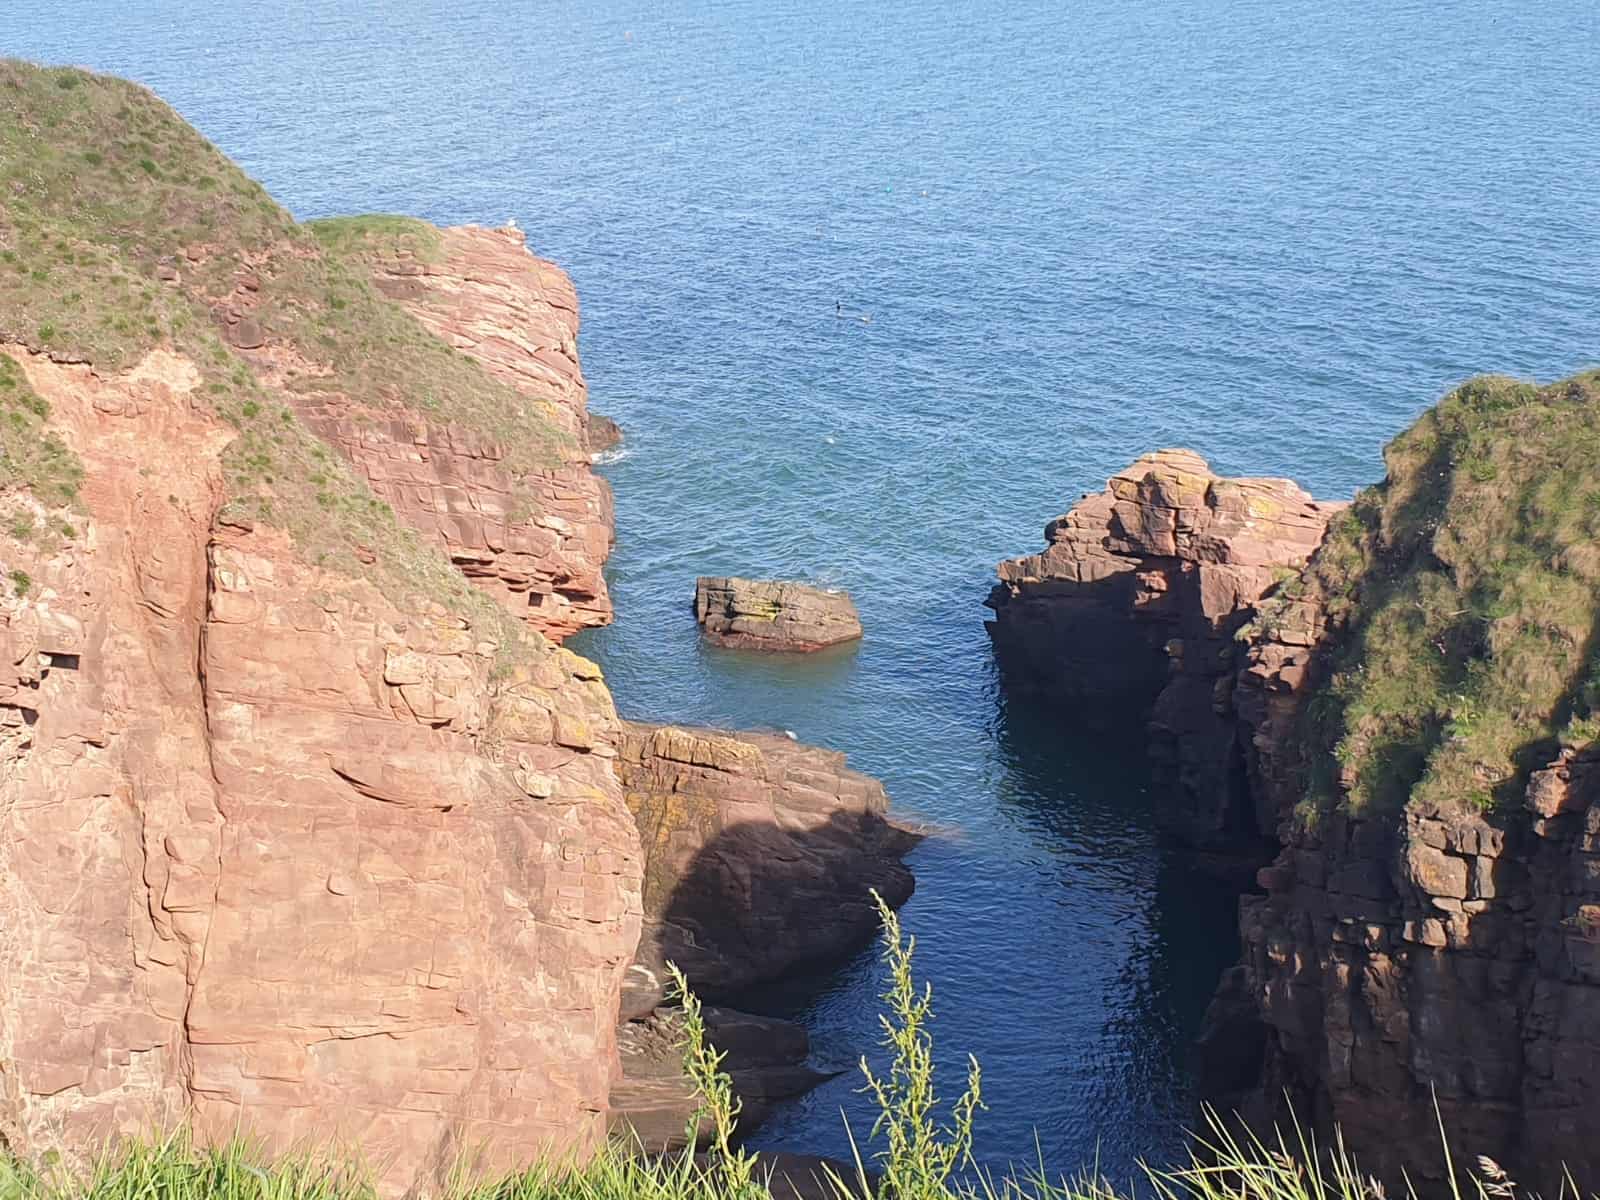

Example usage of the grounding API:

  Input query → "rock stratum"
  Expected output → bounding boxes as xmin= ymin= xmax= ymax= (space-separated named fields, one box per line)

xmin=695 ymin=577 xmax=863 ymax=652
xmin=987 ymin=449 xmax=1337 ymax=848
xmin=0 ymin=62 xmax=915 ymax=1189
xmin=619 ymin=721 xmax=919 ymax=1007
xmin=993 ymin=374 xmax=1600 ymax=1189
xmin=339 ymin=223 xmax=618 ymax=640
xmin=0 ymin=344 xmax=641 ymax=1187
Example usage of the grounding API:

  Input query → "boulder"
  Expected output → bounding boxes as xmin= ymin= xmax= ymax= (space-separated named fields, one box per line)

xmin=695 ymin=577 xmax=862 ymax=652
xmin=617 ymin=721 xmax=919 ymax=1007
xmin=609 ymin=1006 xmax=834 ymax=1151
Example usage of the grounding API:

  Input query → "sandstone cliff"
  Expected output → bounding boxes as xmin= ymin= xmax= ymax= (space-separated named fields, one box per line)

xmin=1 ymin=61 xmax=920 ymax=1182
xmin=315 ymin=220 xmax=617 ymax=640
xmin=0 ymin=344 xmax=640 ymax=1185
xmin=986 ymin=449 xmax=1336 ymax=847
xmin=1212 ymin=372 xmax=1600 ymax=1190
xmin=0 ymin=62 xmax=641 ymax=1187
xmin=992 ymin=375 xmax=1600 ymax=1188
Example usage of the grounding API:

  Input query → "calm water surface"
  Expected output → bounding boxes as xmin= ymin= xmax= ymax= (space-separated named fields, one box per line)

xmin=10 ymin=0 xmax=1599 ymax=1180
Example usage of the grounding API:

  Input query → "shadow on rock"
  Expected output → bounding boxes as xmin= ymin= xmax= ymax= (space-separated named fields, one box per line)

xmin=608 ymin=721 xmax=920 ymax=1148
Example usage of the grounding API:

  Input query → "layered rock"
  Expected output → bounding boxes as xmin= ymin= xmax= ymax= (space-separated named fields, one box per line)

xmin=986 ymin=450 xmax=1336 ymax=846
xmin=990 ymin=385 xmax=1600 ymax=1186
xmin=1223 ymin=745 xmax=1600 ymax=1191
xmin=695 ymin=578 xmax=863 ymax=653
xmin=1199 ymin=373 xmax=1600 ymax=1188
xmin=610 ymin=1006 xmax=831 ymax=1152
xmin=617 ymin=721 xmax=918 ymax=1008
xmin=0 ymin=345 xmax=641 ymax=1185
xmin=310 ymin=225 xmax=615 ymax=641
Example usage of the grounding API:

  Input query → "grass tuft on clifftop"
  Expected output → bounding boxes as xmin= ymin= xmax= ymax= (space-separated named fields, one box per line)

xmin=0 ymin=352 xmax=81 ymax=527
xmin=0 ymin=58 xmax=561 ymax=633
xmin=1290 ymin=370 xmax=1600 ymax=816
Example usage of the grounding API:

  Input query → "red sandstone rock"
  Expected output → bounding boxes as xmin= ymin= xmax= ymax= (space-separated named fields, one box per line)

xmin=329 ymin=225 xmax=615 ymax=641
xmin=695 ymin=577 xmax=863 ymax=652
xmin=609 ymin=1006 xmax=831 ymax=1152
xmin=0 ymin=345 xmax=641 ymax=1190
xmin=987 ymin=449 xmax=1337 ymax=846
xmin=616 ymin=721 xmax=918 ymax=1009
xmin=1199 ymin=496 xmax=1600 ymax=1192
xmin=992 ymin=437 xmax=1600 ymax=1188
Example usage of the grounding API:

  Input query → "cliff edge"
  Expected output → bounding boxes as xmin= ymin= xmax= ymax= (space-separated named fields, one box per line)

xmin=991 ymin=374 xmax=1600 ymax=1188
xmin=0 ymin=60 xmax=918 ymax=1187
xmin=0 ymin=61 xmax=639 ymax=1186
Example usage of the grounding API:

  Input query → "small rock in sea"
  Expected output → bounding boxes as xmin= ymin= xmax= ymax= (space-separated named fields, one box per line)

xmin=694 ymin=576 xmax=862 ymax=651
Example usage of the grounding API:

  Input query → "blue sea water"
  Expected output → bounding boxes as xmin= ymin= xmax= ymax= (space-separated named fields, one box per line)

xmin=9 ymin=0 xmax=1600 ymax=1181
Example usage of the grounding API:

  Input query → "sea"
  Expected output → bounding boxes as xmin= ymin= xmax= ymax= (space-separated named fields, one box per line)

xmin=9 ymin=0 xmax=1599 ymax=1183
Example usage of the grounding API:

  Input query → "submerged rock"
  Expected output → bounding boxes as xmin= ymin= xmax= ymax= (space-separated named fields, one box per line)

xmin=584 ymin=411 xmax=623 ymax=455
xmin=609 ymin=1006 xmax=834 ymax=1152
xmin=695 ymin=576 xmax=863 ymax=652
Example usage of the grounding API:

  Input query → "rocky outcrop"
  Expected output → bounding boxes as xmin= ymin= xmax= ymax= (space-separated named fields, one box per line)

xmin=695 ymin=578 xmax=863 ymax=653
xmin=0 ymin=346 xmax=641 ymax=1185
xmin=1223 ymin=745 xmax=1600 ymax=1191
xmin=315 ymin=225 xmax=615 ymax=641
xmin=990 ymin=395 xmax=1600 ymax=1187
xmin=616 ymin=722 xmax=918 ymax=1009
xmin=986 ymin=450 xmax=1336 ymax=846
xmin=610 ymin=1007 xmax=831 ymax=1152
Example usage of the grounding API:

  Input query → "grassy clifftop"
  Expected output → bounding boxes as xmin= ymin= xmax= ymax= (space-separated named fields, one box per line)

xmin=1277 ymin=371 xmax=1600 ymax=817
xmin=0 ymin=59 xmax=560 ymax=624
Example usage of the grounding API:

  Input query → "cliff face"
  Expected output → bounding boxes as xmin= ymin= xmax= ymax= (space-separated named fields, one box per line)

xmin=1224 ymin=746 xmax=1600 ymax=1190
xmin=1212 ymin=373 xmax=1600 ymax=1189
xmin=1 ymin=60 xmax=918 ymax=1183
xmin=0 ymin=61 xmax=645 ymax=1188
xmin=321 ymin=224 xmax=616 ymax=641
xmin=986 ymin=449 xmax=1336 ymax=847
xmin=0 ymin=346 xmax=640 ymax=1184
xmin=993 ymin=376 xmax=1600 ymax=1187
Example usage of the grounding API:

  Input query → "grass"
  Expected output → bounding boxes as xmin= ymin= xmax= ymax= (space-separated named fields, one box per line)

xmin=0 ymin=58 xmax=567 ymax=619
xmin=0 ymin=351 xmax=82 ymax=526
xmin=1257 ymin=371 xmax=1600 ymax=817
xmin=0 ymin=897 xmax=1585 ymax=1200
xmin=305 ymin=214 xmax=444 ymax=265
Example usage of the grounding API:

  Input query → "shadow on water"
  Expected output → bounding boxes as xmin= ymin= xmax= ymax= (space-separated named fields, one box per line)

xmin=713 ymin=669 xmax=1245 ymax=1180
xmin=988 ymin=686 xmax=1243 ymax=1138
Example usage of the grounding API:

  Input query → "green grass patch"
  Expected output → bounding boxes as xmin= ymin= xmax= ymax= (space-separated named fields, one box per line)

xmin=0 ymin=352 xmax=84 ymax=545
xmin=0 ymin=57 xmax=568 ymax=618
xmin=1289 ymin=371 xmax=1600 ymax=816
xmin=305 ymin=213 xmax=444 ymax=264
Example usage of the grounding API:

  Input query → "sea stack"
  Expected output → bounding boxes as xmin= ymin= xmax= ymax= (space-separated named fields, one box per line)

xmin=694 ymin=576 xmax=863 ymax=651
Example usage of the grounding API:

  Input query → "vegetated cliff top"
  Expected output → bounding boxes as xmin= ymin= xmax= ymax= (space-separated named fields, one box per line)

xmin=1270 ymin=370 xmax=1600 ymax=819
xmin=0 ymin=58 xmax=562 ymax=626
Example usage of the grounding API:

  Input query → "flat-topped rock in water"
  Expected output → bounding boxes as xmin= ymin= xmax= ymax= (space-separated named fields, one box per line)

xmin=695 ymin=576 xmax=862 ymax=651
